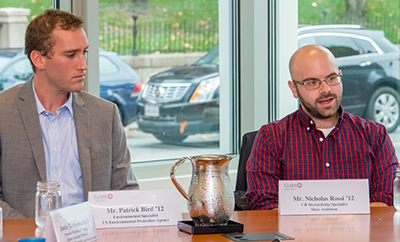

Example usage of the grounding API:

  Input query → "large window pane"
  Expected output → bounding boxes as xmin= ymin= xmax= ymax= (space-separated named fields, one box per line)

xmin=98 ymin=0 xmax=224 ymax=163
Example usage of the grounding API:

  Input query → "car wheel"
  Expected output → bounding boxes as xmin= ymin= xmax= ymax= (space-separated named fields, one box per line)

xmin=366 ymin=86 xmax=399 ymax=133
xmin=153 ymin=132 xmax=188 ymax=143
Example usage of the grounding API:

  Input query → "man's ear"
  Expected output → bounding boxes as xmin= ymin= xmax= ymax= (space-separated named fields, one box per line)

xmin=30 ymin=50 xmax=45 ymax=70
xmin=288 ymin=80 xmax=299 ymax=99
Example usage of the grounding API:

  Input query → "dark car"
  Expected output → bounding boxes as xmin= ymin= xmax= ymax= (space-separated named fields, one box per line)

xmin=136 ymin=25 xmax=400 ymax=142
xmin=136 ymin=47 xmax=219 ymax=142
xmin=0 ymin=49 xmax=141 ymax=126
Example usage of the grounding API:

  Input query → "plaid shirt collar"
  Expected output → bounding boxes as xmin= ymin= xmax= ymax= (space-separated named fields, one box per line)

xmin=297 ymin=105 xmax=344 ymax=131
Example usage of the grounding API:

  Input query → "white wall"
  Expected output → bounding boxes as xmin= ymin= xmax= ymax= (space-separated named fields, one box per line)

xmin=277 ymin=0 xmax=298 ymax=119
xmin=240 ymin=0 xmax=298 ymax=136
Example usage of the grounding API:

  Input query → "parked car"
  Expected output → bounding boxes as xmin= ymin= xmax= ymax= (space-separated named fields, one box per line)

xmin=0 ymin=49 xmax=141 ymax=126
xmin=136 ymin=25 xmax=400 ymax=142
xmin=0 ymin=49 xmax=20 ymax=69
xmin=136 ymin=46 xmax=219 ymax=142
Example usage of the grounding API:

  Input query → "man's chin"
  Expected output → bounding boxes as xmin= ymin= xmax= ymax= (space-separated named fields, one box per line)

xmin=317 ymin=107 xmax=339 ymax=119
xmin=71 ymin=84 xmax=84 ymax=92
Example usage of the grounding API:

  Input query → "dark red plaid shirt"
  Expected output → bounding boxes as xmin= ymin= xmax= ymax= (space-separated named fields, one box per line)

xmin=246 ymin=106 xmax=398 ymax=210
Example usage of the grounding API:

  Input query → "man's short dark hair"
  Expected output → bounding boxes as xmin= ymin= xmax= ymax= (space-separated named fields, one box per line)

xmin=24 ymin=9 xmax=84 ymax=72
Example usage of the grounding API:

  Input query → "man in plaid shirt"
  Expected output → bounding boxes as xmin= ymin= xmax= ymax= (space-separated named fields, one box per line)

xmin=246 ymin=45 xmax=398 ymax=210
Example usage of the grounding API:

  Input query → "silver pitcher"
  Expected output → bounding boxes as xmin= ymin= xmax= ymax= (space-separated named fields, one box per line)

xmin=170 ymin=154 xmax=235 ymax=226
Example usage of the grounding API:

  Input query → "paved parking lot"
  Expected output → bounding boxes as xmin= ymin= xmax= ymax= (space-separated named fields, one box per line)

xmin=125 ymin=123 xmax=220 ymax=163
xmin=126 ymin=122 xmax=400 ymax=163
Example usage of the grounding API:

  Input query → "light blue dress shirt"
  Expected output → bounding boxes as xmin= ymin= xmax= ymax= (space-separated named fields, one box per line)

xmin=33 ymin=81 xmax=84 ymax=207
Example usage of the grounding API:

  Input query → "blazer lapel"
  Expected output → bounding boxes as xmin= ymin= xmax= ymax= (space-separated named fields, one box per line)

xmin=17 ymin=79 xmax=47 ymax=180
xmin=73 ymin=92 xmax=92 ymax=200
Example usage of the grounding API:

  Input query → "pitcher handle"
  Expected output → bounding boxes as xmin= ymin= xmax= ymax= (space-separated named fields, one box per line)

xmin=170 ymin=157 xmax=190 ymax=201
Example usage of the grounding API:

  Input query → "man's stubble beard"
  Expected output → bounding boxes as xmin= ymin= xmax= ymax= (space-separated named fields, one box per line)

xmin=298 ymin=92 xmax=342 ymax=119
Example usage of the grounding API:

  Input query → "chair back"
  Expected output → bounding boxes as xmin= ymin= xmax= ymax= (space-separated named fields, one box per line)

xmin=234 ymin=130 xmax=257 ymax=210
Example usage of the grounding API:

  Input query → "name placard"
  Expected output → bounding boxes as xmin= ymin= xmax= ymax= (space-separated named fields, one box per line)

xmin=279 ymin=179 xmax=370 ymax=215
xmin=88 ymin=189 xmax=182 ymax=229
xmin=42 ymin=201 xmax=98 ymax=242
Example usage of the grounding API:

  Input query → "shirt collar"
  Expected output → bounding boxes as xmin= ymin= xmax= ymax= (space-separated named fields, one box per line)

xmin=32 ymin=79 xmax=74 ymax=116
xmin=298 ymin=105 xmax=344 ymax=129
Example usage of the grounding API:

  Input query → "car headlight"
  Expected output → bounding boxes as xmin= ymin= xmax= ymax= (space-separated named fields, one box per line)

xmin=189 ymin=76 xmax=219 ymax=103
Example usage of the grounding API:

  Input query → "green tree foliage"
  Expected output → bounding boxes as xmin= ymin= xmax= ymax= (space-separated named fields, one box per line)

xmin=298 ymin=0 xmax=399 ymax=23
xmin=0 ymin=0 xmax=52 ymax=21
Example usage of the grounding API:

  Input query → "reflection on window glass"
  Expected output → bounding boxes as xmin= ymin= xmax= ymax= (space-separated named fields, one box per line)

xmin=99 ymin=0 xmax=220 ymax=162
xmin=298 ymin=1 xmax=399 ymax=156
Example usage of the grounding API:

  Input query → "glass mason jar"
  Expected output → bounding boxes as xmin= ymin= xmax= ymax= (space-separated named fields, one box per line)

xmin=35 ymin=180 xmax=62 ymax=227
xmin=394 ymin=168 xmax=400 ymax=211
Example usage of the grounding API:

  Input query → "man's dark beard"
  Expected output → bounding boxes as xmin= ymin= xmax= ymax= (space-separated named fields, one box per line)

xmin=298 ymin=93 xmax=340 ymax=119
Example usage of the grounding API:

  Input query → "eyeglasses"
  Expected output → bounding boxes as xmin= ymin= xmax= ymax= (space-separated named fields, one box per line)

xmin=292 ymin=72 xmax=342 ymax=90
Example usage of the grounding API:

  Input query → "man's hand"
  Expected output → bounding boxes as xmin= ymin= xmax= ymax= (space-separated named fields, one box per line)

xmin=370 ymin=202 xmax=388 ymax=207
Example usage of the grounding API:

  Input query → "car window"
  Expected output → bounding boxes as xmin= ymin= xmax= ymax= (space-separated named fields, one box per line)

xmin=99 ymin=55 xmax=119 ymax=75
xmin=354 ymin=38 xmax=378 ymax=54
xmin=0 ymin=57 xmax=11 ymax=69
xmin=316 ymin=36 xmax=361 ymax=58
xmin=298 ymin=36 xmax=317 ymax=48
xmin=196 ymin=47 xmax=219 ymax=65
xmin=0 ymin=57 xmax=33 ymax=82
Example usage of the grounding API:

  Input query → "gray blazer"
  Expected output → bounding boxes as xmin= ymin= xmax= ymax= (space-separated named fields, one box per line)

xmin=0 ymin=79 xmax=139 ymax=219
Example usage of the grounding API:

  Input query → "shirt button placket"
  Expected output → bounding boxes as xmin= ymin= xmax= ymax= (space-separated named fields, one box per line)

xmin=307 ymin=120 xmax=313 ymax=131
xmin=318 ymin=133 xmax=328 ymax=171
xmin=49 ymin=114 xmax=60 ymax=180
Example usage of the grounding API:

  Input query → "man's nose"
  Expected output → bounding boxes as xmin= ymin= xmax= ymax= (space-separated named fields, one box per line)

xmin=319 ymin=79 xmax=331 ymax=93
xmin=78 ymin=54 xmax=88 ymax=70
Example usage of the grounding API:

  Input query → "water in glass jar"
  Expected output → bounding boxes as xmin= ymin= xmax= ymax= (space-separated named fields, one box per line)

xmin=35 ymin=180 xmax=62 ymax=227
xmin=395 ymin=193 xmax=400 ymax=211
xmin=35 ymin=213 xmax=47 ymax=228
xmin=394 ymin=168 xmax=400 ymax=211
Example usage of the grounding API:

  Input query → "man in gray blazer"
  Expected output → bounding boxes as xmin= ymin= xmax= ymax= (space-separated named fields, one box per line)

xmin=0 ymin=9 xmax=139 ymax=219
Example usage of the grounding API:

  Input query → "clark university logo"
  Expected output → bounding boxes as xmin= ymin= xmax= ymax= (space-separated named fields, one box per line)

xmin=297 ymin=182 xmax=302 ymax=188
xmin=107 ymin=193 xmax=113 ymax=199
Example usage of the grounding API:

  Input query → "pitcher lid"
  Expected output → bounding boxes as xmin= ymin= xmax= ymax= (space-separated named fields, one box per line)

xmin=190 ymin=154 xmax=235 ymax=161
